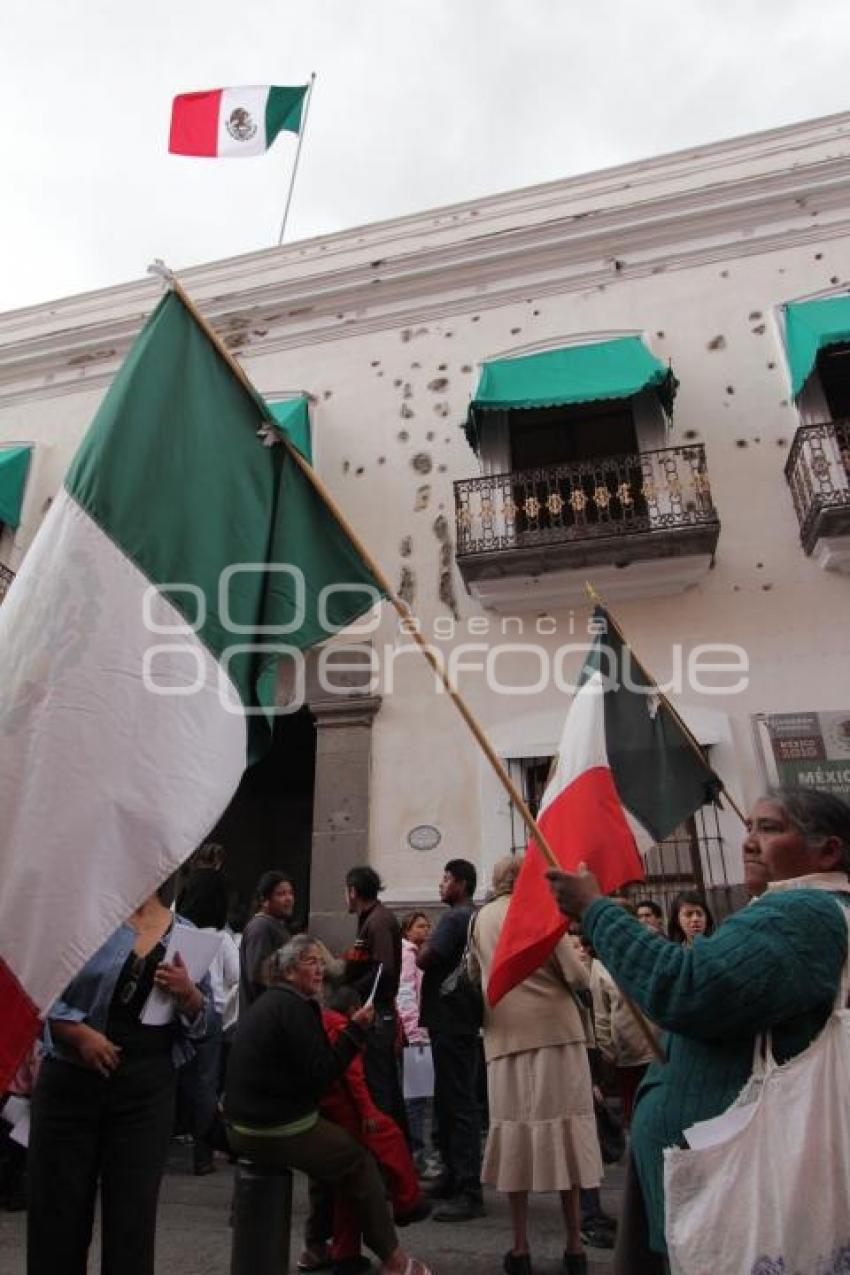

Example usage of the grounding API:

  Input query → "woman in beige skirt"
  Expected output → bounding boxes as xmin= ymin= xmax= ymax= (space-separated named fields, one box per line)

xmin=469 ymin=857 xmax=602 ymax=1275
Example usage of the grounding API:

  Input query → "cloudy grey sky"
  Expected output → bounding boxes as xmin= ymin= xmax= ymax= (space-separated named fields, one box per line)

xmin=4 ymin=1 xmax=850 ymax=312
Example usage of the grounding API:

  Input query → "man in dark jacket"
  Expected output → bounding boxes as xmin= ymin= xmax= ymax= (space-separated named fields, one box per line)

xmin=343 ymin=866 xmax=408 ymax=1135
xmin=417 ymin=858 xmax=484 ymax=1222
xmin=237 ymin=871 xmax=295 ymax=1017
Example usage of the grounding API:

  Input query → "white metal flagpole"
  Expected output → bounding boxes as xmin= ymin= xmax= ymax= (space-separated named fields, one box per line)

xmin=277 ymin=72 xmax=316 ymax=246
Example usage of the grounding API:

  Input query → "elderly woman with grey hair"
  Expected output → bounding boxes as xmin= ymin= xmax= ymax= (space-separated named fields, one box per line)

xmin=224 ymin=935 xmax=432 ymax=1275
xmin=546 ymin=787 xmax=850 ymax=1274
xmin=469 ymin=856 xmax=602 ymax=1275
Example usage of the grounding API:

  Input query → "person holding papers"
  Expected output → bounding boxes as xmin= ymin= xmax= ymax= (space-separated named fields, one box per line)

xmin=343 ymin=866 xmax=408 ymax=1134
xmin=27 ymin=890 xmax=213 ymax=1275
xmin=397 ymin=910 xmax=434 ymax=1173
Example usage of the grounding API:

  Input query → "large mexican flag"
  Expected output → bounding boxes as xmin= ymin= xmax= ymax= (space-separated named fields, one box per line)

xmin=0 ymin=290 xmax=382 ymax=1086
xmin=487 ymin=607 xmax=719 ymax=1005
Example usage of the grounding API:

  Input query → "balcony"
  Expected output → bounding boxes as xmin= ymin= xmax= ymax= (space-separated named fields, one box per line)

xmin=785 ymin=420 xmax=850 ymax=572
xmin=454 ymin=444 xmax=720 ymax=610
xmin=0 ymin=563 xmax=13 ymax=604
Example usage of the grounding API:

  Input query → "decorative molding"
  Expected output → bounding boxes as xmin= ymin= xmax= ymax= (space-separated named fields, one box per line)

xmin=310 ymin=694 xmax=383 ymax=728
xmin=5 ymin=113 xmax=850 ymax=405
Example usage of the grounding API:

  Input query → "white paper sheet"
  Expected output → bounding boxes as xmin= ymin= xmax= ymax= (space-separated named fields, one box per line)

xmin=2 ymin=1095 xmax=28 ymax=1126
xmin=3 ymin=1096 xmax=30 ymax=1148
xmin=10 ymin=1108 xmax=30 ymax=1148
xmin=403 ymin=1044 xmax=434 ymax=1099
xmin=140 ymin=924 xmax=222 ymax=1026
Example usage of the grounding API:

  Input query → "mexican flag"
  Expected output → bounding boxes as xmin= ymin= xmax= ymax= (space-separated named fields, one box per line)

xmin=487 ymin=607 xmax=719 ymax=1006
xmin=169 ymin=84 xmax=307 ymax=157
xmin=0 ymin=290 xmax=382 ymax=1086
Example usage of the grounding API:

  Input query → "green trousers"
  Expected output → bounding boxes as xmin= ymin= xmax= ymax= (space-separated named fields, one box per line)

xmin=227 ymin=1116 xmax=398 ymax=1262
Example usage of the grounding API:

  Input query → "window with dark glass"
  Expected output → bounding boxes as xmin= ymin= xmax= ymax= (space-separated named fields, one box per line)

xmin=507 ymin=399 xmax=645 ymax=536
xmin=815 ymin=343 xmax=850 ymax=420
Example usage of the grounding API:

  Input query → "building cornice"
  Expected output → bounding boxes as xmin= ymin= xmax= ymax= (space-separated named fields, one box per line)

xmin=4 ymin=111 xmax=850 ymax=405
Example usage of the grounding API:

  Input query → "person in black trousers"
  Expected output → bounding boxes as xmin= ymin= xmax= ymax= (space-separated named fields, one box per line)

xmin=342 ymin=866 xmax=409 ymax=1137
xmin=417 ymin=858 xmax=484 ymax=1222
xmin=175 ymin=841 xmax=232 ymax=1174
xmin=27 ymin=892 xmax=211 ymax=1275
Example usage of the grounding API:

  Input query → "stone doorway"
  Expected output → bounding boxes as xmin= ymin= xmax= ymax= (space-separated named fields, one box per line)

xmin=180 ymin=647 xmax=382 ymax=946
xmin=209 ymin=706 xmax=317 ymax=932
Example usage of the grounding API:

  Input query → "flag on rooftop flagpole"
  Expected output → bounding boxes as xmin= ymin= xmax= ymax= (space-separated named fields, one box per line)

xmin=169 ymin=84 xmax=307 ymax=157
xmin=486 ymin=606 xmax=720 ymax=1006
xmin=0 ymin=290 xmax=383 ymax=1087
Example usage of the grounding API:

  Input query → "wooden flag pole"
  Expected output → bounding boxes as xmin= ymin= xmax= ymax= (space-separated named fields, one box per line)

xmin=159 ymin=269 xmax=558 ymax=871
xmin=278 ymin=73 xmax=316 ymax=246
xmin=271 ymin=434 xmax=664 ymax=1070
xmin=584 ymin=581 xmax=747 ymax=827
xmin=153 ymin=269 xmax=665 ymax=1063
xmin=277 ymin=448 xmax=564 ymax=871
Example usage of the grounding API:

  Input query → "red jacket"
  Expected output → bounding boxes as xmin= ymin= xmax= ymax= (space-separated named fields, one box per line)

xmin=319 ymin=1008 xmax=383 ymax=1131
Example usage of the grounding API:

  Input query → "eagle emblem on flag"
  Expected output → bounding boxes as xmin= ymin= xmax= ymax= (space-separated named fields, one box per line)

xmin=226 ymin=107 xmax=257 ymax=142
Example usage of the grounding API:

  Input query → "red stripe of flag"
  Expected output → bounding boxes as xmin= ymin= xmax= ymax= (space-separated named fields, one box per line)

xmin=0 ymin=957 xmax=41 ymax=1089
xmin=486 ymin=766 xmax=643 ymax=1006
xmin=169 ymin=90 xmax=223 ymax=157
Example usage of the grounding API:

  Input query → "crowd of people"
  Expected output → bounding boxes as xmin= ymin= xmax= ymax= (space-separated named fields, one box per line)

xmin=3 ymin=785 xmax=850 ymax=1275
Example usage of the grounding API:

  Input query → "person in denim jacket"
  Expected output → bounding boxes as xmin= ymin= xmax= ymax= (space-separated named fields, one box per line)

xmin=27 ymin=889 xmax=212 ymax=1275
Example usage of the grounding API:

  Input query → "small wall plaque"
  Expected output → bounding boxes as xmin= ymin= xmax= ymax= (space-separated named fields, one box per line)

xmin=407 ymin=824 xmax=441 ymax=852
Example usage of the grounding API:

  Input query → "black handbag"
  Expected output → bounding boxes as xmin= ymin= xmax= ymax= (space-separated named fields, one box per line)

xmin=594 ymin=1094 xmax=625 ymax=1164
xmin=438 ymin=913 xmax=484 ymax=1029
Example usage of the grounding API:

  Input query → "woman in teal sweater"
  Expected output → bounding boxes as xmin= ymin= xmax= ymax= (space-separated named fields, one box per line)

xmin=547 ymin=787 xmax=850 ymax=1269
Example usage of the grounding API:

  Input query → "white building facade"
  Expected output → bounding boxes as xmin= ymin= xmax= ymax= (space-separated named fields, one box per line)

xmin=2 ymin=112 xmax=850 ymax=935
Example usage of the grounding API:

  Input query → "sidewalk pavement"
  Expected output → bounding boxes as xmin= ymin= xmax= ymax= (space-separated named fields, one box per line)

xmin=0 ymin=1143 xmax=624 ymax=1274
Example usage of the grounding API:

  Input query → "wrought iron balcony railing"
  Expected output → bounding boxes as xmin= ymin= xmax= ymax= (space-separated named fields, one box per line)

xmin=784 ymin=420 xmax=850 ymax=554
xmin=0 ymin=562 xmax=14 ymax=603
xmin=454 ymin=444 xmax=718 ymax=557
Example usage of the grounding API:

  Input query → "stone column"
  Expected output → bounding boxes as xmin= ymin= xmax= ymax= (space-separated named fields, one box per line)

xmin=308 ymin=694 xmax=382 ymax=950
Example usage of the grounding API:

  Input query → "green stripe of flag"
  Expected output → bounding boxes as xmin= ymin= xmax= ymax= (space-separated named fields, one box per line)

xmin=582 ymin=607 xmax=718 ymax=841
xmin=265 ymin=85 xmax=307 ymax=144
xmin=66 ymin=291 xmax=383 ymax=752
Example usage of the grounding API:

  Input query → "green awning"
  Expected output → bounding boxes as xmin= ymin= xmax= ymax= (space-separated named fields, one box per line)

xmin=785 ymin=295 xmax=850 ymax=397
xmin=464 ymin=337 xmax=677 ymax=451
xmin=268 ymin=396 xmax=312 ymax=462
xmin=0 ymin=445 xmax=32 ymax=528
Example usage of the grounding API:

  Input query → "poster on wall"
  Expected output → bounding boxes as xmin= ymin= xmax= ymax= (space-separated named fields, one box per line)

xmin=752 ymin=711 xmax=850 ymax=799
